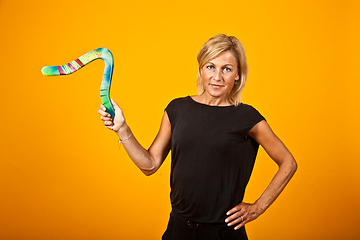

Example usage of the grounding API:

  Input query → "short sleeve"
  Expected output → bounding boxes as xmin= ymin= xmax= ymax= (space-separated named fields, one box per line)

xmin=165 ymin=98 xmax=178 ymax=125
xmin=241 ymin=104 xmax=266 ymax=135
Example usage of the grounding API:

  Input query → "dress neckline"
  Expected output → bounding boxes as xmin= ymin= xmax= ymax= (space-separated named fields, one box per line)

xmin=187 ymin=96 xmax=241 ymax=108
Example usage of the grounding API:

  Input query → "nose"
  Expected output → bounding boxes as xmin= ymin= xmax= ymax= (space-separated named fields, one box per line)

xmin=213 ymin=69 xmax=222 ymax=81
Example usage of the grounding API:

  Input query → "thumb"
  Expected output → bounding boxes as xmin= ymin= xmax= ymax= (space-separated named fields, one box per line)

xmin=111 ymin=98 xmax=120 ymax=110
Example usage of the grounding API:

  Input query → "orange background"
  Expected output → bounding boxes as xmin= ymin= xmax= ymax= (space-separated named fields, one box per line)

xmin=1 ymin=0 xmax=360 ymax=239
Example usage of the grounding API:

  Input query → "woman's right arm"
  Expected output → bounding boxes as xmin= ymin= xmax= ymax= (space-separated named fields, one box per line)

xmin=98 ymin=99 xmax=171 ymax=176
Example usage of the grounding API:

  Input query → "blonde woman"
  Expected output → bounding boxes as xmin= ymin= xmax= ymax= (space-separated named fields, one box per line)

xmin=98 ymin=34 xmax=297 ymax=240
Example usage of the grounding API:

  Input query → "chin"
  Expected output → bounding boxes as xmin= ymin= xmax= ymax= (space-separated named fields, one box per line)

xmin=207 ymin=91 xmax=226 ymax=98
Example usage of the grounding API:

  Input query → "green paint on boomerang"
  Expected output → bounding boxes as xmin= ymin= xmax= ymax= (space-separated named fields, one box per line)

xmin=41 ymin=48 xmax=115 ymax=117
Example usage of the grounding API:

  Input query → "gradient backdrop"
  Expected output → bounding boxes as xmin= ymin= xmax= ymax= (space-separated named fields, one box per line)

xmin=1 ymin=0 xmax=359 ymax=239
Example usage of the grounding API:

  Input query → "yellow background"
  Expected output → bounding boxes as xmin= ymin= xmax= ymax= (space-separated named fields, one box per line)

xmin=1 ymin=0 xmax=360 ymax=239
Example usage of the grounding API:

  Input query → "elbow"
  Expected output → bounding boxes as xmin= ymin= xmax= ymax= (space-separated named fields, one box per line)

xmin=138 ymin=157 xmax=162 ymax=176
xmin=142 ymin=170 xmax=156 ymax=176
xmin=288 ymin=157 xmax=298 ymax=176
xmin=280 ymin=156 xmax=297 ymax=177
xmin=136 ymin=160 xmax=157 ymax=176
xmin=140 ymin=166 xmax=158 ymax=176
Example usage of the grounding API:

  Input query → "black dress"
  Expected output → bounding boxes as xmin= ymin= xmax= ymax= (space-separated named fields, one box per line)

xmin=163 ymin=96 xmax=265 ymax=240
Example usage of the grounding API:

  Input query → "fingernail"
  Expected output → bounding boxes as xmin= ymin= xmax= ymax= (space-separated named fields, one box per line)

xmin=225 ymin=219 xmax=228 ymax=223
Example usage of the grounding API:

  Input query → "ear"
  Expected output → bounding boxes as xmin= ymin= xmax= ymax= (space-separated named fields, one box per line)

xmin=235 ymin=73 xmax=240 ymax=81
xmin=199 ymin=67 xmax=202 ymax=76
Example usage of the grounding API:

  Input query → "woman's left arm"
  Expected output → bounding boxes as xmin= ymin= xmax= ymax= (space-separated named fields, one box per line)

xmin=225 ymin=120 xmax=297 ymax=230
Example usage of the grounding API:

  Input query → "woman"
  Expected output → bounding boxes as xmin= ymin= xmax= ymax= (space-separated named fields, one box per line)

xmin=98 ymin=34 xmax=297 ymax=240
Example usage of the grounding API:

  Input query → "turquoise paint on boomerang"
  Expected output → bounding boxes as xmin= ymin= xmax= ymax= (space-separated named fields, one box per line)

xmin=41 ymin=48 xmax=115 ymax=117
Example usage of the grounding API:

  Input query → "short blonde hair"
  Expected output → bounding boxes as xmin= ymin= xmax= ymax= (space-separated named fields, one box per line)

xmin=196 ymin=34 xmax=248 ymax=106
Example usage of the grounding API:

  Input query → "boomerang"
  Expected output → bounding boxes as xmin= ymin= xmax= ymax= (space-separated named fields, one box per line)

xmin=41 ymin=47 xmax=115 ymax=117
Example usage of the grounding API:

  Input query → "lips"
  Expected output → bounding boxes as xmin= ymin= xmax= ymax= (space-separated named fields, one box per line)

xmin=210 ymin=84 xmax=224 ymax=88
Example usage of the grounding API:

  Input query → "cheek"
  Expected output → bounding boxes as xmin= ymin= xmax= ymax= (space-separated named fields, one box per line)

xmin=225 ymin=74 xmax=236 ymax=84
xmin=201 ymin=71 xmax=211 ymax=82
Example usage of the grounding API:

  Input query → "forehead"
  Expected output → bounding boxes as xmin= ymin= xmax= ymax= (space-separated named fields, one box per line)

xmin=208 ymin=51 xmax=237 ymax=65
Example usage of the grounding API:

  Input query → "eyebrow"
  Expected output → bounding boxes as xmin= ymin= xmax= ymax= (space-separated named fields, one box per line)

xmin=207 ymin=62 xmax=234 ymax=67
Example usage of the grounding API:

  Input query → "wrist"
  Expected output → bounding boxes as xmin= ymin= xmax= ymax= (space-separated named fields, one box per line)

xmin=254 ymin=199 xmax=268 ymax=214
xmin=116 ymin=123 xmax=131 ymax=139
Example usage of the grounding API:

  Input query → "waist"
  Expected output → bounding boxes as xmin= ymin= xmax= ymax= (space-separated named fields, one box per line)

xmin=170 ymin=211 xmax=228 ymax=231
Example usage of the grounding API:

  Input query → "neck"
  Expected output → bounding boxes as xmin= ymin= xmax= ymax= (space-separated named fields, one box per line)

xmin=196 ymin=93 xmax=231 ymax=106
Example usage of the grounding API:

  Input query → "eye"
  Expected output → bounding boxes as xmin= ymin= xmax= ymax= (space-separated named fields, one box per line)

xmin=206 ymin=65 xmax=214 ymax=70
xmin=223 ymin=67 xmax=232 ymax=72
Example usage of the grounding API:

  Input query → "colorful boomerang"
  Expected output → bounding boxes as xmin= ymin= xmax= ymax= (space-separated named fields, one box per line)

xmin=41 ymin=47 xmax=115 ymax=117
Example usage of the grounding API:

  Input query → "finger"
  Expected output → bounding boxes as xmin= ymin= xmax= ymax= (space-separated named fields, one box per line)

xmin=227 ymin=217 xmax=242 ymax=226
xmin=234 ymin=213 xmax=253 ymax=230
xmin=226 ymin=203 xmax=244 ymax=216
xmin=105 ymin=125 xmax=115 ymax=131
xmin=226 ymin=212 xmax=246 ymax=227
xmin=234 ymin=221 xmax=246 ymax=230
xmin=98 ymin=107 xmax=105 ymax=113
xmin=99 ymin=104 xmax=107 ymax=111
xmin=231 ymin=214 xmax=248 ymax=230
xmin=225 ymin=207 xmax=245 ymax=223
xmin=103 ymin=120 xmax=114 ymax=126
xmin=225 ymin=211 xmax=239 ymax=223
xmin=98 ymin=109 xmax=111 ymax=117
xmin=101 ymin=116 xmax=112 ymax=121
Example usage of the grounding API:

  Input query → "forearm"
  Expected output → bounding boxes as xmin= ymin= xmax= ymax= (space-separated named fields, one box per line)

xmin=226 ymin=121 xmax=297 ymax=229
xmin=99 ymin=100 xmax=170 ymax=175
xmin=116 ymin=124 xmax=158 ymax=174
xmin=254 ymin=156 xmax=297 ymax=213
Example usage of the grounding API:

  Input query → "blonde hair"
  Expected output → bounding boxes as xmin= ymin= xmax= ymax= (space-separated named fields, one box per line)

xmin=196 ymin=34 xmax=248 ymax=106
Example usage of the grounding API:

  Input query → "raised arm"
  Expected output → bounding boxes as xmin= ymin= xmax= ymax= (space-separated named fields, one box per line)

xmin=225 ymin=120 xmax=297 ymax=230
xmin=99 ymin=99 xmax=171 ymax=176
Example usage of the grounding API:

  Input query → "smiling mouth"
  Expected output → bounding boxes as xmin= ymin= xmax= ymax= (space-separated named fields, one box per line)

xmin=210 ymin=84 xmax=224 ymax=88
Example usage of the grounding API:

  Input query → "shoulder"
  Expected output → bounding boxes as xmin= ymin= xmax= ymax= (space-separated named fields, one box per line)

xmin=239 ymin=103 xmax=260 ymax=112
xmin=165 ymin=96 xmax=192 ymax=124
xmin=169 ymin=96 xmax=191 ymax=104
xmin=237 ymin=103 xmax=266 ymax=121
xmin=166 ymin=96 xmax=191 ymax=109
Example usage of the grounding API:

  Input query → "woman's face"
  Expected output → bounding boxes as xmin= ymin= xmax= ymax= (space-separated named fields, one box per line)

xmin=200 ymin=50 xmax=239 ymax=100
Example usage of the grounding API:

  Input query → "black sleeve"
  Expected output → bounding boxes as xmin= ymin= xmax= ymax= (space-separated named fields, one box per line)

xmin=242 ymin=105 xmax=266 ymax=135
xmin=165 ymin=98 xmax=181 ymax=126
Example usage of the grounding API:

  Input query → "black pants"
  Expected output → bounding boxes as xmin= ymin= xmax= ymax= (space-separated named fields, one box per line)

xmin=162 ymin=212 xmax=248 ymax=240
